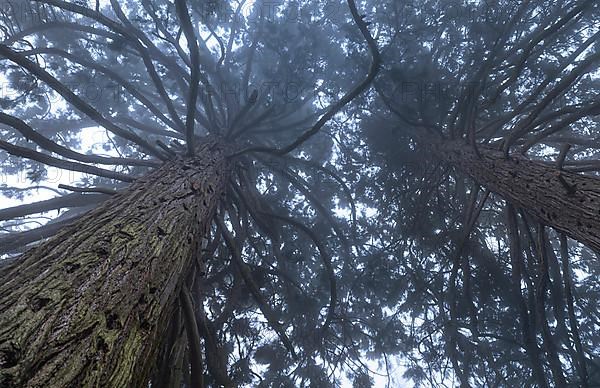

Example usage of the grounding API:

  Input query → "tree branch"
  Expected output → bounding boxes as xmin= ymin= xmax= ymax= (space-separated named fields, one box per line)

xmin=216 ymin=213 xmax=298 ymax=359
xmin=57 ymin=184 xmax=117 ymax=195
xmin=174 ymin=0 xmax=201 ymax=156
xmin=260 ymin=211 xmax=337 ymax=337
xmin=0 ymin=192 xmax=110 ymax=221
xmin=0 ymin=217 xmax=74 ymax=255
xmin=230 ymin=0 xmax=381 ymax=157
xmin=0 ymin=140 xmax=135 ymax=182
xmin=0 ymin=112 xmax=160 ymax=168
xmin=0 ymin=44 xmax=166 ymax=159
xmin=22 ymin=47 xmax=183 ymax=133
xmin=180 ymin=286 xmax=205 ymax=388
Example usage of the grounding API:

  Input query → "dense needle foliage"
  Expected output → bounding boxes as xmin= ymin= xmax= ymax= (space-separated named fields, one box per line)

xmin=0 ymin=0 xmax=599 ymax=386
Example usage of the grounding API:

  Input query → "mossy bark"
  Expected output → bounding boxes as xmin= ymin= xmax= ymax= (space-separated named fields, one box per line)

xmin=0 ymin=141 xmax=230 ymax=387
xmin=436 ymin=140 xmax=600 ymax=252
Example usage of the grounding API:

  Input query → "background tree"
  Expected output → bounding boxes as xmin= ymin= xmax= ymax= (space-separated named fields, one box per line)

xmin=0 ymin=0 xmax=599 ymax=387
xmin=351 ymin=0 xmax=600 ymax=386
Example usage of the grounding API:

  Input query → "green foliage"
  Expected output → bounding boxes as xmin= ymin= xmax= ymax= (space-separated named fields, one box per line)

xmin=0 ymin=0 xmax=599 ymax=387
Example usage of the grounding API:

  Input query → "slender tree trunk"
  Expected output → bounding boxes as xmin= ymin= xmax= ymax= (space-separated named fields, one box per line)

xmin=0 ymin=141 xmax=230 ymax=387
xmin=536 ymin=227 xmax=567 ymax=387
xmin=506 ymin=205 xmax=549 ymax=388
xmin=559 ymin=234 xmax=589 ymax=387
xmin=435 ymin=140 xmax=600 ymax=252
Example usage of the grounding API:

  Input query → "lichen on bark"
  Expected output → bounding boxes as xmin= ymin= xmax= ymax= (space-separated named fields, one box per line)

xmin=0 ymin=141 xmax=231 ymax=387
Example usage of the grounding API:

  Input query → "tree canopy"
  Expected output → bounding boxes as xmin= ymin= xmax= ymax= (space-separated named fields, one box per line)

xmin=0 ymin=0 xmax=599 ymax=387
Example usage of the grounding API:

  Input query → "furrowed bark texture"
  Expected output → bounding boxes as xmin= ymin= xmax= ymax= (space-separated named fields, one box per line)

xmin=0 ymin=141 xmax=230 ymax=387
xmin=435 ymin=140 xmax=600 ymax=252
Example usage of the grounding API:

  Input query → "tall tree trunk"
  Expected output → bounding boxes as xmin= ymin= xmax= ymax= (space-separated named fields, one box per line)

xmin=0 ymin=141 xmax=230 ymax=387
xmin=435 ymin=140 xmax=600 ymax=252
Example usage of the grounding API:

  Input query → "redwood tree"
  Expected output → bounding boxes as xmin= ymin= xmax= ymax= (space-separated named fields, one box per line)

xmin=356 ymin=0 xmax=600 ymax=385
xmin=0 ymin=0 xmax=382 ymax=386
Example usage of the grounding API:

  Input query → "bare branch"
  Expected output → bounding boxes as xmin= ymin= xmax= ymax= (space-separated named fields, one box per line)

xmin=0 ymin=218 xmax=73 ymax=255
xmin=155 ymin=140 xmax=177 ymax=159
xmin=0 ymin=185 xmax=61 ymax=195
xmin=196 ymin=305 xmax=233 ymax=387
xmin=0 ymin=140 xmax=135 ymax=182
xmin=506 ymin=204 xmax=549 ymax=388
xmin=0 ymin=192 xmax=110 ymax=221
xmin=555 ymin=144 xmax=572 ymax=170
xmin=520 ymin=101 xmax=600 ymax=152
xmin=559 ymin=234 xmax=589 ymax=386
xmin=57 ymin=184 xmax=117 ymax=195
xmin=503 ymin=50 xmax=600 ymax=155
xmin=0 ymin=112 xmax=160 ymax=168
xmin=226 ymin=90 xmax=258 ymax=139
xmin=535 ymin=225 xmax=568 ymax=386
xmin=115 ymin=116 xmax=185 ymax=140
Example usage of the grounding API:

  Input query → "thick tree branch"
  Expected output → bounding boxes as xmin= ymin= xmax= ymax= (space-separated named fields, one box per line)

xmin=0 ymin=185 xmax=61 ymax=195
xmin=503 ymin=50 xmax=600 ymax=155
xmin=115 ymin=116 xmax=185 ymax=140
xmin=0 ymin=140 xmax=135 ymax=182
xmin=174 ymin=0 xmax=201 ymax=156
xmin=0 ymin=112 xmax=160 ymax=168
xmin=0 ymin=217 xmax=74 ymax=255
xmin=0 ymin=192 xmax=109 ymax=221
xmin=535 ymin=226 xmax=567 ymax=387
xmin=559 ymin=234 xmax=589 ymax=387
xmin=57 ymin=184 xmax=117 ymax=195
xmin=520 ymin=101 xmax=600 ymax=152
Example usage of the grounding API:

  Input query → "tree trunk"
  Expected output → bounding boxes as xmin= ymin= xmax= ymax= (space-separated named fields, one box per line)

xmin=0 ymin=141 xmax=230 ymax=387
xmin=435 ymin=140 xmax=600 ymax=252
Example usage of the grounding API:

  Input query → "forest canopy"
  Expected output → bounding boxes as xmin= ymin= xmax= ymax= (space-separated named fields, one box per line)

xmin=0 ymin=0 xmax=599 ymax=387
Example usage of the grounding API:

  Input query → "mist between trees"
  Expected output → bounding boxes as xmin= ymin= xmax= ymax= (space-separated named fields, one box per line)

xmin=0 ymin=79 xmax=362 ymax=107
xmin=0 ymin=0 xmax=599 ymax=387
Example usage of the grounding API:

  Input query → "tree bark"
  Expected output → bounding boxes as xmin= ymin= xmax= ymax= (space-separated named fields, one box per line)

xmin=435 ymin=140 xmax=600 ymax=252
xmin=0 ymin=141 xmax=230 ymax=387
